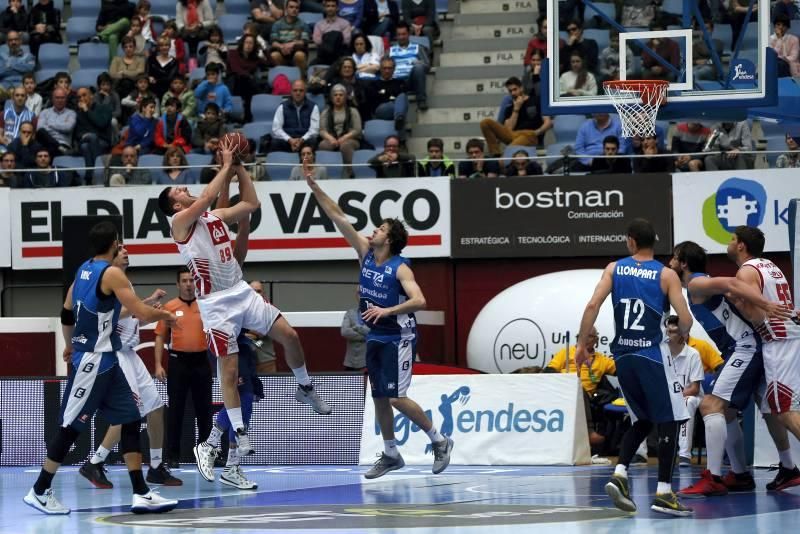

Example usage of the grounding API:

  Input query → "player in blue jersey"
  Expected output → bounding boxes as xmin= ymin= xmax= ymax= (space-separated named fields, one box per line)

xmin=575 ymin=218 xmax=694 ymax=517
xmin=24 ymin=221 xmax=180 ymax=515
xmin=307 ymin=174 xmax=453 ymax=479
xmin=671 ymin=240 xmax=800 ymax=496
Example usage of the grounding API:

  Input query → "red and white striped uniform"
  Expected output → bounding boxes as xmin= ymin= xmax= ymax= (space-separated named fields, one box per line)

xmin=743 ymin=258 xmax=800 ymax=342
xmin=174 ymin=212 xmax=242 ymax=298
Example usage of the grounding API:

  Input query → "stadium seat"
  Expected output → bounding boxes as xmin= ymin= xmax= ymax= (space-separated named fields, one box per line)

xmin=266 ymin=151 xmax=298 ymax=180
xmin=583 ymin=1 xmax=615 ymax=28
xmin=251 ymin=94 xmax=285 ymax=122
xmin=229 ymin=96 xmax=245 ymax=124
xmin=78 ymin=42 xmax=110 ymax=69
xmin=149 ymin=0 xmax=176 ymax=19
xmin=436 ymin=0 xmax=448 ymax=14
xmin=92 ymin=155 xmax=108 ymax=185
xmin=553 ymin=114 xmax=588 ymax=142
xmin=53 ymin=156 xmax=86 ymax=183
xmin=409 ymin=35 xmax=431 ymax=51
xmin=72 ymin=69 xmax=105 ymax=89
xmin=268 ymin=66 xmax=302 ymax=88
xmin=363 ymin=120 xmax=397 ymax=151
xmin=298 ymin=11 xmax=322 ymax=32
xmin=218 ymin=14 xmax=249 ymax=42
xmin=583 ymin=29 xmax=609 ymax=51
xmin=315 ymin=150 xmax=344 ymax=179
xmin=352 ymin=149 xmax=378 ymax=178
xmin=307 ymin=93 xmax=326 ymax=113
xmin=241 ymin=121 xmax=273 ymax=152
xmin=70 ymin=0 xmax=101 ymax=17
xmin=186 ymin=153 xmax=213 ymax=183
xmin=138 ymin=154 xmax=165 ymax=178
xmin=37 ymin=43 xmax=69 ymax=70
xmin=35 ymin=69 xmax=61 ymax=84
xmin=189 ymin=66 xmax=207 ymax=84
xmin=66 ymin=17 xmax=98 ymax=45
xmin=224 ymin=0 xmax=251 ymax=15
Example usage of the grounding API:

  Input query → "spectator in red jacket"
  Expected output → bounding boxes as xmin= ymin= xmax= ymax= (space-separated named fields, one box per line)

xmin=154 ymin=96 xmax=192 ymax=154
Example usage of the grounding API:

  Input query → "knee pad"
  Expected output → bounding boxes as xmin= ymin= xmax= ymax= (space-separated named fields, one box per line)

xmin=119 ymin=421 xmax=141 ymax=455
xmin=47 ymin=426 xmax=80 ymax=463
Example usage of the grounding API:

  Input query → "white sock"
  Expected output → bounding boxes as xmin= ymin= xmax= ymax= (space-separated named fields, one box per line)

xmin=207 ymin=424 xmax=224 ymax=448
xmin=779 ymin=448 xmax=796 ymax=470
xmin=226 ymin=446 xmax=240 ymax=467
xmin=292 ymin=365 xmax=312 ymax=386
xmin=384 ymin=439 xmax=399 ymax=458
xmin=150 ymin=448 xmax=162 ymax=469
xmin=703 ymin=413 xmax=727 ymax=476
xmin=426 ymin=427 xmax=445 ymax=444
xmin=227 ymin=407 xmax=244 ymax=431
xmin=725 ymin=420 xmax=747 ymax=474
xmin=614 ymin=464 xmax=628 ymax=478
xmin=91 ymin=446 xmax=111 ymax=465
xmin=635 ymin=440 xmax=648 ymax=458
xmin=656 ymin=481 xmax=672 ymax=495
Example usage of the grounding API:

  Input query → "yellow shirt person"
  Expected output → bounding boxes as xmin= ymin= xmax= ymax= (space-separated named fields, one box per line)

xmin=548 ymin=346 xmax=616 ymax=395
xmin=688 ymin=336 xmax=724 ymax=374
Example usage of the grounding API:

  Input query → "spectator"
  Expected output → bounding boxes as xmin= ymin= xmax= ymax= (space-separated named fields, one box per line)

xmin=389 ymin=21 xmax=429 ymax=110
xmin=126 ymin=96 xmax=158 ymax=154
xmin=7 ymin=120 xmax=41 ymax=168
xmin=124 ymin=15 xmax=147 ymax=56
xmin=154 ymin=96 xmax=192 ymax=154
xmin=236 ymin=21 xmax=269 ymax=61
xmin=314 ymin=0 xmax=352 ymax=65
xmin=19 ymin=147 xmax=66 ymax=187
xmin=598 ymin=30 xmax=635 ymax=83
xmin=323 ymin=57 xmax=366 ymax=113
xmin=250 ymin=0 xmax=282 ymax=42
xmin=693 ymin=19 xmax=724 ymax=81
xmin=400 ymin=0 xmax=437 ymax=44
xmin=318 ymin=84 xmax=362 ymax=177
xmin=92 ymin=0 xmax=136 ymax=63
xmin=351 ymin=33 xmax=380 ymax=80
xmin=271 ymin=79 xmax=320 ymax=152
xmin=154 ymin=146 xmax=195 ymax=184
xmin=729 ymin=0 xmax=757 ymax=51
xmin=289 ymin=144 xmax=328 ymax=180
xmin=417 ymin=137 xmax=455 ymax=177
xmin=269 ymin=0 xmax=310 ymax=73
xmin=561 ymin=20 xmax=598 ymax=75
xmin=525 ymin=15 xmax=547 ymax=65
xmin=363 ymin=57 xmax=408 ymax=135
xmin=338 ymin=0 xmax=363 ymax=30
xmin=135 ymin=0 xmax=157 ymax=45
xmin=110 ymin=35 xmax=147 ymax=98
xmin=590 ymin=135 xmax=632 ymax=174
xmin=191 ymin=102 xmax=224 ymax=153
xmin=227 ymin=33 xmax=269 ymax=123
xmin=621 ymin=0 xmax=655 ymax=27
xmin=776 ymin=133 xmax=800 ymax=168
xmin=175 ymin=0 xmax=214 ymax=57
xmin=199 ymin=25 xmax=227 ymax=71
xmin=0 ymin=31 xmax=34 ymax=98
xmin=0 ymin=85 xmax=36 ymax=150
xmin=121 ymin=74 xmax=159 ymax=123
xmin=504 ymin=149 xmax=543 ymax=177
xmin=457 ymin=138 xmax=500 ymax=178
xmin=147 ymin=36 xmax=181 ymax=100
xmin=560 ymin=51 xmax=598 ymax=96
xmin=108 ymin=145 xmax=152 ymax=185
xmin=632 ymin=133 xmax=673 ymax=173
xmin=22 ymin=73 xmax=42 ymax=115
xmin=773 ymin=0 xmax=799 ymax=22
xmin=161 ymin=20 xmax=187 ymax=72
xmin=75 ymin=86 xmax=113 ymax=176
xmin=686 ymin=335 xmax=724 ymax=374
xmin=480 ymin=76 xmax=552 ymax=157
xmin=523 ymin=48 xmax=545 ymax=98
xmin=36 ymin=88 xmax=76 ymax=157
xmin=27 ymin=0 xmax=62 ymax=58
xmin=0 ymin=0 xmax=28 ymax=45
xmin=160 ymin=75 xmax=196 ymax=121
xmin=368 ymin=134 xmax=415 ymax=177
xmin=703 ymin=120 xmax=753 ymax=170
xmin=770 ymin=14 xmax=800 ymax=77
xmin=363 ymin=0 xmax=398 ymax=38
xmin=50 ymin=72 xmax=79 ymax=110
xmin=573 ymin=113 xmax=628 ymax=171
xmin=672 ymin=121 xmax=711 ymax=172
xmin=341 ymin=290 xmax=368 ymax=370
xmin=0 ymin=151 xmax=17 ymax=186
xmin=194 ymin=63 xmax=233 ymax=115
xmin=641 ymin=19 xmax=681 ymax=81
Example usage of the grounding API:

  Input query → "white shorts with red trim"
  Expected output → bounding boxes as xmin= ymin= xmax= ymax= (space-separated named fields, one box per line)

xmin=763 ymin=337 xmax=800 ymax=413
xmin=197 ymin=280 xmax=281 ymax=357
xmin=118 ymin=348 xmax=165 ymax=417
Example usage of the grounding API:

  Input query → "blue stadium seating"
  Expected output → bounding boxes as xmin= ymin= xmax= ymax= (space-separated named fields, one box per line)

xmin=72 ymin=69 xmax=106 ymax=89
xmin=241 ymin=121 xmax=273 ymax=152
xmin=315 ymin=150 xmax=344 ymax=179
xmin=37 ymin=43 xmax=69 ymax=70
xmin=363 ymin=120 xmax=398 ymax=150
xmin=66 ymin=17 xmax=98 ymax=45
xmin=78 ymin=42 xmax=110 ymax=70
xmin=352 ymin=149 xmax=378 ymax=178
xmin=250 ymin=94 xmax=285 ymax=122
xmin=266 ymin=151 xmax=299 ymax=180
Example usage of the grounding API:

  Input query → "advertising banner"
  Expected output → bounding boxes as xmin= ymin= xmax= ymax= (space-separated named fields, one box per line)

xmin=10 ymin=179 xmax=451 ymax=269
xmin=450 ymin=174 xmax=672 ymax=258
xmin=673 ymin=170 xmax=797 ymax=254
xmin=359 ymin=374 xmax=590 ymax=465
xmin=0 ymin=188 xmax=10 ymax=267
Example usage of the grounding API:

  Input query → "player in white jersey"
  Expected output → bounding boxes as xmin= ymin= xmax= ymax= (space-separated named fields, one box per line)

xmin=157 ymin=145 xmax=330 ymax=456
xmin=79 ymin=244 xmax=182 ymax=489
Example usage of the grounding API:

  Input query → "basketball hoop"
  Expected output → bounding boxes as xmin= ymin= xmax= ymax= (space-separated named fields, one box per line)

xmin=603 ymin=80 xmax=669 ymax=138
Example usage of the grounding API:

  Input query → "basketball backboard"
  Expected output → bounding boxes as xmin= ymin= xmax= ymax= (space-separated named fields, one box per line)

xmin=542 ymin=0 xmax=776 ymax=119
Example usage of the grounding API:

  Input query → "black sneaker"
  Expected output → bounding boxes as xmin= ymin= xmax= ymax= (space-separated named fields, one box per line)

xmin=605 ymin=474 xmax=636 ymax=512
xmin=146 ymin=462 xmax=183 ymax=486
xmin=165 ymin=459 xmax=180 ymax=469
xmin=79 ymin=460 xmax=113 ymax=489
xmin=767 ymin=463 xmax=800 ymax=491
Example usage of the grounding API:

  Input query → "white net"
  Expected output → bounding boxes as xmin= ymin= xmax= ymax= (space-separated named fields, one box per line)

xmin=603 ymin=81 xmax=669 ymax=138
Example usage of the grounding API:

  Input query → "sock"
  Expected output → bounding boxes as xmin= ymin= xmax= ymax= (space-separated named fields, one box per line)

xmin=207 ymin=425 xmax=224 ymax=448
xmin=614 ymin=464 xmax=628 ymax=478
xmin=725 ymin=419 xmax=747 ymax=474
xmin=91 ymin=445 xmax=111 ymax=465
xmin=226 ymin=445 xmax=240 ymax=467
xmin=128 ymin=469 xmax=149 ymax=495
xmin=426 ymin=427 xmax=445 ymax=444
xmin=703 ymin=413 xmax=727 ymax=476
xmin=656 ymin=481 xmax=672 ymax=495
xmin=149 ymin=448 xmax=162 ymax=469
xmin=292 ymin=365 xmax=312 ymax=387
xmin=779 ymin=448 xmax=796 ymax=470
xmin=33 ymin=469 xmax=55 ymax=495
xmin=227 ymin=407 xmax=244 ymax=432
xmin=384 ymin=439 xmax=399 ymax=458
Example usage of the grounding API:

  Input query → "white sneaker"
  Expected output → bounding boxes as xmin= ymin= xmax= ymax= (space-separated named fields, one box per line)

xmin=23 ymin=488 xmax=69 ymax=515
xmin=235 ymin=429 xmax=253 ymax=456
xmin=295 ymin=383 xmax=332 ymax=415
xmin=131 ymin=490 xmax=178 ymax=514
xmin=193 ymin=441 xmax=218 ymax=482
xmin=220 ymin=465 xmax=258 ymax=490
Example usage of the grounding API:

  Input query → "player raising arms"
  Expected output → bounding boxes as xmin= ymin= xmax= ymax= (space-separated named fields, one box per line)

xmin=306 ymin=174 xmax=453 ymax=479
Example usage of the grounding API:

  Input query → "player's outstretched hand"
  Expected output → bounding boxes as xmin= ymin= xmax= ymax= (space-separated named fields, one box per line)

xmin=219 ymin=137 xmax=234 ymax=168
xmin=305 ymin=172 xmax=318 ymax=190
xmin=361 ymin=305 xmax=389 ymax=323
xmin=144 ymin=288 xmax=167 ymax=306
xmin=763 ymin=302 xmax=795 ymax=321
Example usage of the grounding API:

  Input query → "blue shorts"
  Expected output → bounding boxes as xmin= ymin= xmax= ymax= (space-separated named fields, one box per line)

xmin=366 ymin=335 xmax=415 ymax=398
xmin=60 ymin=351 xmax=140 ymax=432
xmin=615 ymin=352 xmax=689 ymax=424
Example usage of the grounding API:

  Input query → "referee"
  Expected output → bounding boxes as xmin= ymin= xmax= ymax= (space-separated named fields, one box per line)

xmin=154 ymin=266 xmax=213 ymax=468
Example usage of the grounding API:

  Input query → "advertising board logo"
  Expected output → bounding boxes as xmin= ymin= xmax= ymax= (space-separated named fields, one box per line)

xmin=493 ymin=318 xmax=547 ymax=373
xmin=702 ymin=178 xmax=766 ymax=245
xmin=728 ymin=59 xmax=757 ymax=84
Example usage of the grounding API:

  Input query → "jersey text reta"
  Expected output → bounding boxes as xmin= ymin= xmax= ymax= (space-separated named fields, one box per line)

xmin=175 ymin=212 xmax=242 ymax=297
xmin=744 ymin=258 xmax=800 ymax=342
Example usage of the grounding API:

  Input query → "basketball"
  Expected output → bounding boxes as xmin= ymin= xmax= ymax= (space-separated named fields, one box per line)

xmin=219 ymin=131 xmax=250 ymax=163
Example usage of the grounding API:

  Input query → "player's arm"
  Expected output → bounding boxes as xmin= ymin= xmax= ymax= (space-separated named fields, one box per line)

xmin=728 ymin=271 xmax=793 ymax=319
xmin=575 ymin=263 xmax=614 ymax=367
xmin=215 ymin=173 xmax=251 ymax=265
xmin=60 ymin=283 xmax=75 ymax=362
xmin=663 ymin=267 xmax=692 ymax=336
xmin=306 ymin=173 xmax=370 ymax=260
xmin=683 ymin=380 xmax=700 ymax=397
xmin=101 ymin=267 xmax=177 ymax=325
xmin=212 ymin=163 xmax=260 ymax=225
xmin=153 ymin=331 xmax=168 ymax=382
xmin=361 ymin=263 xmax=426 ymax=322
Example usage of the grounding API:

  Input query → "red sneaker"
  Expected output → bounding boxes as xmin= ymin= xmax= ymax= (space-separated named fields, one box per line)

xmin=678 ymin=469 xmax=729 ymax=499
xmin=722 ymin=471 xmax=755 ymax=492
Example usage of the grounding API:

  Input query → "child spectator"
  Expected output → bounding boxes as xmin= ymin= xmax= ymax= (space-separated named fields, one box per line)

xmin=122 ymin=74 xmax=159 ymax=123
xmin=160 ymin=75 xmax=197 ymax=120
xmin=154 ymin=96 xmax=192 ymax=154
xmin=126 ymin=96 xmax=158 ymax=153
xmin=191 ymin=102 xmax=224 ymax=153
xmin=194 ymin=63 xmax=233 ymax=115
